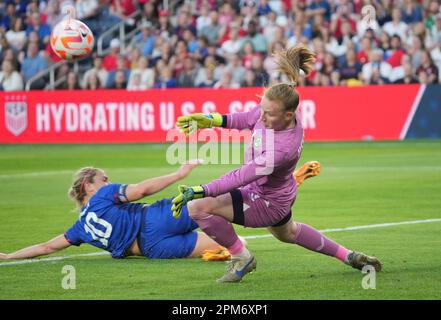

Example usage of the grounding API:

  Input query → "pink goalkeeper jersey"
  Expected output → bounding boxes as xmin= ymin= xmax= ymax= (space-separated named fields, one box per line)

xmin=202 ymin=106 xmax=304 ymax=214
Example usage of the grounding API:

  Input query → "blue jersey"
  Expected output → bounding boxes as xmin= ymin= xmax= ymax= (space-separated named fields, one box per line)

xmin=64 ymin=184 xmax=145 ymax=258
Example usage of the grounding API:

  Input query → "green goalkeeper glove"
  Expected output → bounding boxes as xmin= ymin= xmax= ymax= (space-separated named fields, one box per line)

xmin=176 ymin=113 xmax=223 ymax=136
xmin=171 ymin=185 xmax=205 ymax=218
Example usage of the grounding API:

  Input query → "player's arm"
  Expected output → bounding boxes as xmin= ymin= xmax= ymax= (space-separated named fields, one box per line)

xmin=176 ymin=106 xmax=261 ymax=135
xmin=0 ymin=234 xmax=71 ymax=260
xmin=123 ymin=161 xmax=201 ymax=202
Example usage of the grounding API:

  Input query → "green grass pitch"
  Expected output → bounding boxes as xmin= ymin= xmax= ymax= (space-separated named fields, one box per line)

xmin=0 ymin=140 xmax=440 ymax=300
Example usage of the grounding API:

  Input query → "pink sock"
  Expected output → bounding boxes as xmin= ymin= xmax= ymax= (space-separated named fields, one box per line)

xmin=193 ymin=212 xmax=243 ymax=254
xmin=293 ymin=223 xmax=349 ymax=262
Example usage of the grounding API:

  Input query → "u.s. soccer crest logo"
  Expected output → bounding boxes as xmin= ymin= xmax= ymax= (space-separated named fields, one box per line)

xmin=5 ymin=100 xmax=28 ymax=136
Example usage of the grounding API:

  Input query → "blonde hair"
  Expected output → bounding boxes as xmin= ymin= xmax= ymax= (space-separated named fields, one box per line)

xmin=264 ymin=44 xmax=316 ymax=112
xmin=68 ymin=167 xmax=100 ymax=209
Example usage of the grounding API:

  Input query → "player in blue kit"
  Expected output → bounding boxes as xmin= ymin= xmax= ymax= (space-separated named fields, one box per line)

xmin=0 ymin=162 xmax=223 ymax=260
xmin=0 ymin=160 xmax=320 ymax=261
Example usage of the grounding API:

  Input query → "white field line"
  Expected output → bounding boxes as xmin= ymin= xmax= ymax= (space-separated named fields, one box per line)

xmin=1 ymin=218 xmax=440 ymax=267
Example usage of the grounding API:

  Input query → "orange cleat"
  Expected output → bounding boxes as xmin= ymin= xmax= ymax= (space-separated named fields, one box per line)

xmin=294 ymin=161 xmax=321 ymax=187
xmin=201 ymin=246 xmax=231 ymax=261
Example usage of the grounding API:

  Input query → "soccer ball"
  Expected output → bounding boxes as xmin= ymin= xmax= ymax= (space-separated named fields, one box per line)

xmin=50 ymin=18 xmax=94 ymax=61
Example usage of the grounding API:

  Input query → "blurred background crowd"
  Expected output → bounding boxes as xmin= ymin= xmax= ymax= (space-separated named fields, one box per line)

xmin=0 ymin=0 xmax=440 ymax=91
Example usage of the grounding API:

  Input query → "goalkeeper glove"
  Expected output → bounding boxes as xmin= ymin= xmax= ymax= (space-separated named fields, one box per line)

xmin=176 ymin=113 xmax=223 ymax=136
xmin=171 ymin=185 xmax=205 ymax=218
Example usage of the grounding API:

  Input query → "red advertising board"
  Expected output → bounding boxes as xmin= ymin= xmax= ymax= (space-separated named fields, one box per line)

xmin=0 ymin=85 xmax=421 ymax=143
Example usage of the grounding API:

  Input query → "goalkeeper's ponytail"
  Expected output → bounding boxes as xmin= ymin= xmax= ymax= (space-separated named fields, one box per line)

xmin=264 ymin=44 xmax=316 ymax=112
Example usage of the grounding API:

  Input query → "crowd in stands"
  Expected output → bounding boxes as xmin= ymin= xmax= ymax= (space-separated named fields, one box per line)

xmin=0 ymin=0 xmax=441 ymax=91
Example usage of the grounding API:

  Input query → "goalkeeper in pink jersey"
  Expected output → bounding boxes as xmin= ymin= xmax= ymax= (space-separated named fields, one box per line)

xmin=172 ymin=44 xmax=382 ymax=283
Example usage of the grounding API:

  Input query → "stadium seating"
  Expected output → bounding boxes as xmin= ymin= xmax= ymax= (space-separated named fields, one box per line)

xmin=0 ymin=0 xmax=440 ymax=91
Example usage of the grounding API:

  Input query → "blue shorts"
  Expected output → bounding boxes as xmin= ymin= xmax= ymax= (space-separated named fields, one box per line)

xmin=139 ymin=198 xmax=199 ymax=259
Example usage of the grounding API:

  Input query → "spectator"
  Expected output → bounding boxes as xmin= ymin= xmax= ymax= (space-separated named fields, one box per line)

xmin=194 ymin=35 xmax=209 ymax=61
xmin=127 ymin=55 xmax=152 ymax=89
xmin=109 ymin=69 xmax=128 ymax=89
xmin=416 ymin=50 xmax=439 ymax=84
xmin=379 ymin=32 xmax=391 ymax=54
xmin=331 ymin=4 xmax=356 ymax=40
xmin=241 ymin=40 xmax=257 ymax=69
xmin=339 ymin=48 xmax=362 ymax=84
xmin=61 ymin=70 xmax=81 ymax=90
xmin=103 ymin=39 xmax=130 ymax=72
xmin=357 ymin=36 xmax=373 ymax=65
xmin=221 ymin=25 xmax=242 ymax=56
xmin=402 ymin=0 xmax=423 ymax=24
xmin=225 ymin=53 xmax=246 ymax=84
xmin=0 ymin=59 xmax=23 ymax=91
xmin=257 ymin=0 xmax=272 ymax=16
xmin=128 ymin=47 xmax=142 ymax=69
xmin=197 ymin=66 xmax=216 ymax=88
xmin=389 ymin=54 xmax=411 ymax=83
xmin=2 ymin=47 xmax=20 ymax=71
xmin=240 ymin=20 xmax=267 ymax=53
xmin=241 ymin=69 xmax=257 ymax=87
xmin=377 ymin=0 xmax=393 ymax=26
xmin=408 ymin=35 xmax=425 ymax=71
xmin=131 ymin=21 xmax=155 ymax=57
xmin=321 ymin=51 xmax=337 ymax=76
xmin=182 ymin=28 xmax=199 ymax=54
xmin=82 ymin=55 xmax=108 ymax=89
xmin=394 ymin=61 xmax=418 ymax=84
xmin=200 ymin=11 xmax=222 ymax=46
xmin=219 ymin=2 xmax=236 ymax=26
xmin=195 ymin=55 xmax=222 ymax=86
xmin=26 ymin=12 xmax=51 ymax=47
xmin=196 ymin=3 xmax=211 ymax=34
xmin=140 ymin=2 xmax=158 ymax=28
xmin=84 ymin=71 xmax=102 ymax=90
xmin=106 ymin=56 xmax=131 ymax=88
xmin=157 ymin=9 xmax=173 ymax=40
xmin=21 ymin=41 xmax=49 ymax=89
xmin=170 ymin=40 xmax=189 ymax=78
xmin=383 ymin=7 xmax=408 ymax=40
xmin=386 ymin=35 xmax=406 ymax=68
xmin=250 ymin=53 xmax=269 ymax=86
xmin=263 ymin=41 xmax=285 ymax=83
xmin=262 ymin=11 xmax=280 ymax=44
xmin=1 ymin=3 xmax=17 ymax=31
xmin=126 ymin=71 xmax=145 ymax=90
xmin=5 ymin=17 xmax=26 ymax=52
xmin=430 ymin=40 xmax=441 ymax=81
xmin=213 ymin=69 xmax=240 ymax=88
xmin=177 ymin=56 xmax=198 ymax=88
xmin=110 ymin=0 xmax=137 ymax=20
xmin=154 ymin=66 xmax=177 ymax=88
xmin=174 ymin=8 xmax=196 ymax=40
xmin=361 ymin=49 xmax=392 ymax=84
xmin=425 ymin=1 xmax=440 ymax=37
xmin=305 ymin=0 xmax=332 ymax=22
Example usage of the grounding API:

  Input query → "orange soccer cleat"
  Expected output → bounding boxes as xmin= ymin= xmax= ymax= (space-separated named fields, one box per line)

xmin=201 ymin=246 xmax=232 ymax=261
xmin=294 ymin=161 xmax=321 ymax=187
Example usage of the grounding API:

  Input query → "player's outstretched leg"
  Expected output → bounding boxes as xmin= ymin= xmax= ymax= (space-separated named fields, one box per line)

xmin=268 ymin=221 xmax=382 ymax=272
xmin=294 ymin=161 xmax=321 ymax=187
